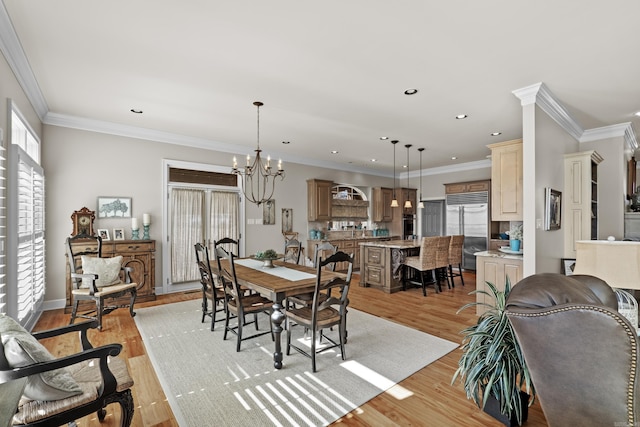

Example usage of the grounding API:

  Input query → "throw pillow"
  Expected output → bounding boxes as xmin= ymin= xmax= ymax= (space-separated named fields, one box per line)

xmin=81 ymin=255 xmax=123 ymax=288
xmin=0 ymin=314 xmax=82 ymax=401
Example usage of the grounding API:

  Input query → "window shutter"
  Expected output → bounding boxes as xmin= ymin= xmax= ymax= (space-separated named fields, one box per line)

xmin=0 ymin=145 xmax=6 ymax=314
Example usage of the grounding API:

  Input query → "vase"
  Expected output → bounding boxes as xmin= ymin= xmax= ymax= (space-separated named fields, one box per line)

xmin=483 ymin=391 xmax=529 ymax=427
xmin=510 ymin=239 xmax=521 ymax=252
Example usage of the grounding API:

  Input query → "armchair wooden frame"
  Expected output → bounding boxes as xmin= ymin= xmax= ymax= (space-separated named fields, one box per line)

xmin=0 ymin=321 xmax=134 ymax=427
xmin=66 ymin=234 xmax=137 ymax=331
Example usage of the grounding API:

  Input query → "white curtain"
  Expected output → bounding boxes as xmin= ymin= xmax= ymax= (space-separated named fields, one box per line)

xmin=170 ymin=188 xmax=204 ymax=283
xmin=209 ymin=191 xmax=239 ymax=253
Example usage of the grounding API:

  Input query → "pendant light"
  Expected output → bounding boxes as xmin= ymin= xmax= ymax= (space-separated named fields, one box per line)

xmin=404 ymin=144 xmax=413 ymax=208
xmin=390 ymin=140 xmax=399 ymax=207
xmin=418 ymin=147 xmax=425 ymax=209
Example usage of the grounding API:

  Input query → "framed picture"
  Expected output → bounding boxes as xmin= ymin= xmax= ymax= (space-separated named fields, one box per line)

xmin=97 ymin=197 xmax=132 ymax=218
xmin=544 ymin=188 xmax=562 ymax=230
xmin=113 ymin=228 xmax=125 ymax=240
xmin=562 ymin=258 xmax=576 ymax=276
xmin=263 ymin=200 xmax=276 ymax=225
xmin=97 ymin=229 xmax=110 ymax=241
xmin=282 ymin=208 xmax=293 ymax=233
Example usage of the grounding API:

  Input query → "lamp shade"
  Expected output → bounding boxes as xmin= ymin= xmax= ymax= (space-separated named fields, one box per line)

xmin=573 ymin=240 xmax=640 ymax=290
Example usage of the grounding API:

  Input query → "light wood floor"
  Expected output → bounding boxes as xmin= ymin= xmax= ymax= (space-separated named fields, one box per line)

xmin=34 ymin=272 xmax=548 ymax=426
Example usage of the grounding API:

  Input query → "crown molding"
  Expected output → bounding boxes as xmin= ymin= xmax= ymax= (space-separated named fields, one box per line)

xmin=0 ymin=1 xmax=48 ymax=120
xmin=512 ymin=82 xmax=583 ymax=141
xmin=581 ymin=122 xmax=638 ymax=152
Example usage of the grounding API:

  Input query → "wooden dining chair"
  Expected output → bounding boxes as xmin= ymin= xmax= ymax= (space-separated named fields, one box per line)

xmin=214 ymin=237 xmax=240 ymax=257
xmin=284 ymin=238 xmax=302 ymax=264
xmin=314 ymin=241 xmax=338 ymax=270
xmin=215 ymin=246 xmax=274 ymax=352
xmin=194 ymin=242 xmax=226 ymax=330
xmin=285 ymin=251 xmax=353 ymax=372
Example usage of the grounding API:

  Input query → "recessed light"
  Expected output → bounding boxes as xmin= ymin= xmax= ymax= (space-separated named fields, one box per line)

xmin=403 ymin=164 xmax=408 ymax=168
xmin=634 ymin=111 xmax=640 ymax=117
xmin=380 ymin=136 xmax=389 ymax=140
xmin=331 ymin=150 xmax=339 ymax=154
xmin=282 ymin=141 xmax=290 ymax=144
xmin=451 ymin=156 xmax=457 ymax=160
xmin=130 ymin=109 xmax=143 ymax=114
xmin=455 ymin=114 xmax=468 ymax=119
xmin=491 ymin=132 xmax=502 ymax=136
xmin=404 ymin=88 xmax=418 ymax=95
xmin=371 ymin=159 xmax=377 ymax=162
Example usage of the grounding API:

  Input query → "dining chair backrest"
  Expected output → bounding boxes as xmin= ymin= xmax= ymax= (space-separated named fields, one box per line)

xmin=435 ymin=235 xmax=452 ymax=269
xmin=415 ymin=236 xmax=440 ymax=270
xmin=314 ymin=241 xmax=338 ymax=269
xmin=194 ymin=242 xmax=215 ymax=289
xmin=284 ymin=238 xmax=302 ymax=264
xmin=214 ymin=237 xmax=239 ymax=257
xmin=313 ymin=251 xmax=353 ymax=319
xmin=448 ymin=235 xmax=464 ymax=265
xmin=213 ymin=245 xmax=236 ymax=296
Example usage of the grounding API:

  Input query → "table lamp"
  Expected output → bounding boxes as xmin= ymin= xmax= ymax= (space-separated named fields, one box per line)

xmin=573 ymin=240 xmax=640 ymax=290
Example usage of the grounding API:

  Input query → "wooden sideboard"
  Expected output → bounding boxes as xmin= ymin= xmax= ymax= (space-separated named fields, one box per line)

xmin=65 ymin=239 xmax=156 ymax=313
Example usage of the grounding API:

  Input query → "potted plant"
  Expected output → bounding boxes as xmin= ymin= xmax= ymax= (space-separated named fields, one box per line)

xmin=509 ymin=224 xmax=523 ymax=252
xmin=451 ymin=278 xmax=535 ymax=426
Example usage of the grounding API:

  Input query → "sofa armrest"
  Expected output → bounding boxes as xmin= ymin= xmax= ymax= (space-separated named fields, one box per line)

xmin=0 ymin=343 xmax=122 ymax=396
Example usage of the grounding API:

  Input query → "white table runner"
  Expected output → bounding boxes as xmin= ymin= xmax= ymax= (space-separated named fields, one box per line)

xmin=235 ymin=258 xmax=316 ymax=281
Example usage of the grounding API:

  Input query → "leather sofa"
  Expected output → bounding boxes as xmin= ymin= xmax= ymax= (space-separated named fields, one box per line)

xmin=505 ymin=273 xmax=638 ymax=427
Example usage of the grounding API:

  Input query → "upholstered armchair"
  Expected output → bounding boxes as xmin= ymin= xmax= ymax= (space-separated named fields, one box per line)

xmin=0 ymin=315 xmax=134 ymax=426
xmin=505 ymin=273 xmax=639 ymax=427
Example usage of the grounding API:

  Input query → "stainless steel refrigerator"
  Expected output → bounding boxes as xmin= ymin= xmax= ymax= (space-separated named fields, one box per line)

xmin=445 ymin=191 xmax=489 ymax=270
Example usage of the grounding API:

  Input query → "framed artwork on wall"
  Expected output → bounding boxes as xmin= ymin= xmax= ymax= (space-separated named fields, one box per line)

xmin=282 ymin=208 xmax=293 ymax=233
xmin=544 ymin=188 xmax=562 ymax=230
xmin=97 ymin=197 xmax=132 ymax=218
xmin=263 ymin=200 xmax=276 ymax=225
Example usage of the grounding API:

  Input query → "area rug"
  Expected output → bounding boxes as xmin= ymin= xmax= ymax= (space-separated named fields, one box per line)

xmin=134 ymin=299 xmax=458 ymax=426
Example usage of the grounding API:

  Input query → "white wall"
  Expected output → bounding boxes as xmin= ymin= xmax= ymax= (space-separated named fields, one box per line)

xmin=533 ymin=105 xmax=579 ymax=273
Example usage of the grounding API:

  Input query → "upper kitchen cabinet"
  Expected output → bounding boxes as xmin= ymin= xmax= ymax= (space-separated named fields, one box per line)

xmin=307 ymin=179 xmax=333 ymax=221
xmin=372 ymin=187 xmax=394 ymax=222
xmin=488 ymin=139 xmax=523 ymax=221
xmin=563 ymin=150 xmax=603 ymax=257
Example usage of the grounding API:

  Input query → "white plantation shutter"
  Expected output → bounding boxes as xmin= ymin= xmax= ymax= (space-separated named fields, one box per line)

xmin=11 ymin=146 xmax=45 ymax=327
xmin=7 ymin=102 xmax=44 ymax=329
xmin=0 ymin=145 xmax=6 ymax=314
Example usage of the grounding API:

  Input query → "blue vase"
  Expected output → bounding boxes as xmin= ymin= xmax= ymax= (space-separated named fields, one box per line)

xmin=510 ymin=239 xmax=521 ymax=252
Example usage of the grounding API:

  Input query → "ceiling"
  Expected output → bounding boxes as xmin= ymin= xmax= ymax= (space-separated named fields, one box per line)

xmin=2 ymin=1 xmax=640 ymax=177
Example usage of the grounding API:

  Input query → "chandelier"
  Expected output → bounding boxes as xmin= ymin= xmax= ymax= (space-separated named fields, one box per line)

xmin=232 ymin=101 xmax=285 ymax=206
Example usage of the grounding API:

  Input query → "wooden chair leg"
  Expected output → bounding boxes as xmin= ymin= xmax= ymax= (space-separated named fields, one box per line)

xmin=128 ymin=290 xmax=136 ymax=318
xmin=420 ymin=270 xmax=427 ymax=296
xmin=70 ymin=300 xmax=79 ymax=325
xmin=311 ymin=328 xmax=317 ymax=373
xmin=201 ymin=295 xmax=208 ymax=323
xmin=96 ymin=298 xmax=104 ymax=331
xmin=458 ymin=264 xmax=465 ymax=286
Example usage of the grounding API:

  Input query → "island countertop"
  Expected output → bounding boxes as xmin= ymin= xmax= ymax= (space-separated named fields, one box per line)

xmin=475 ymin=249 xmax=523 ymax=260
xmin=358 ymin=239 xmax=420 ymax=249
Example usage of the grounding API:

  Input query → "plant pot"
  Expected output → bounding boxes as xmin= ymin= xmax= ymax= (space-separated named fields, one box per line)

xmin=483 ymin=391 xmax=529 ymax=427
xmin=509 ymin=239 xmax=521 ymax=252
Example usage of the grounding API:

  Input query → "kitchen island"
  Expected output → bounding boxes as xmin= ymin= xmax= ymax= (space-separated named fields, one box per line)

xmin=359 ymin=239 xmax=420 ymax=293
xmin=475 ymin=249 xmax=523 ymax=315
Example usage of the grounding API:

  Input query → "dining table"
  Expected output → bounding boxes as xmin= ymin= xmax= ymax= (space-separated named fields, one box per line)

xmin=215 ymin=258 xmax=346 ymax=369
